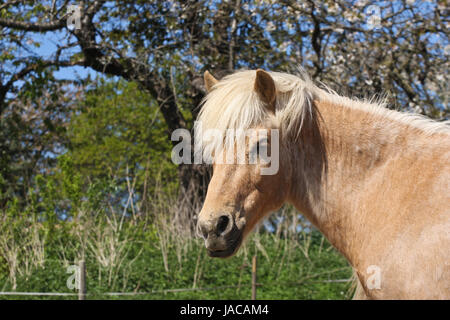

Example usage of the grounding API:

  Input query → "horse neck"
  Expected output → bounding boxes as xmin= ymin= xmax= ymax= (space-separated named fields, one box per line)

xmin=287 ymin=99 xmax=419 ymax=264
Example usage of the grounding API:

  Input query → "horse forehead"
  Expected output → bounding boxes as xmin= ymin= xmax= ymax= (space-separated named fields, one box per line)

xmin=212 ymin=162 xmax=254 ymax=182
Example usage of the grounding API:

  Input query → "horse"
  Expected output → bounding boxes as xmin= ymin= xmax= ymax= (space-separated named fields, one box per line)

xmin=195 ymin=69 xmax=449 ymax=299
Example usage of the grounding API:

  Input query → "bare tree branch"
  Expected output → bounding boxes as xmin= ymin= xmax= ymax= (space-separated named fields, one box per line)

xmin=0 ymin=17 xmax=67 ymax=32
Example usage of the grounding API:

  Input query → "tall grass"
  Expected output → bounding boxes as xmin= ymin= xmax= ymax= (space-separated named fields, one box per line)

xmin=0 ymin=174 xmax=353 ymax=299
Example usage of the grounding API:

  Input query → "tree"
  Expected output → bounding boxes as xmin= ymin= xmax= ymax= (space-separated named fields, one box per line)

xmin=0 ymin=0 xmax=448 ymax=223
xmin=0 ymin=73 xmax=80 ymax=207
xmin=66 ymin=78 xmax=177 ymax=209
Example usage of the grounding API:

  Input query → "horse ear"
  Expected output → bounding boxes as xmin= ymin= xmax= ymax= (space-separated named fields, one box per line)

xmin=254 ymin=69 xmax=276 ymax=113
xmin=204 ymin=71 xmax=219 ymax=92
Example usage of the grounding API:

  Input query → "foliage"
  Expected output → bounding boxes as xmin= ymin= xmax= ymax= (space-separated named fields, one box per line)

xmin=0 ymin=77 xmax=79 ymax=207
xmin=66 ymin=78 xmax=177 ymax=200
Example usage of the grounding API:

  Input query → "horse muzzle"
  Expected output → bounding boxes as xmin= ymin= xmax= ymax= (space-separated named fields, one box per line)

xmin=197 ymin=212 xmax=244 ymax=258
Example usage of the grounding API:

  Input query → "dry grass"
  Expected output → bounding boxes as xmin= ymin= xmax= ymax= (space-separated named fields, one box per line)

xmin=0 ymin=212 xmax=45 ymax=290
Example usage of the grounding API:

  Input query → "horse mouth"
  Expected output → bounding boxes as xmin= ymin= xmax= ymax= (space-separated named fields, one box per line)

xmin=207 ymin=233 xmax=242 ymax=258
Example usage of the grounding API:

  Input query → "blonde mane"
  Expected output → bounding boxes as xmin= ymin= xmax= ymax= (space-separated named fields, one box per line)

xmin=195 ymin=69 xmax=449 ymax=160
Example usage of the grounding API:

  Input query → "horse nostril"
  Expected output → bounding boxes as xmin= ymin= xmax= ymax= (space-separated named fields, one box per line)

xmin=216 ymin=215 xmax=230 ymax=235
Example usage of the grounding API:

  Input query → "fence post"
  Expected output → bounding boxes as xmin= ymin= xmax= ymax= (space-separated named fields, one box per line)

xmin=78 ymin=260 xmax=86 ymax=300
xmin=251 ymin=255 xmax=257 ymax=300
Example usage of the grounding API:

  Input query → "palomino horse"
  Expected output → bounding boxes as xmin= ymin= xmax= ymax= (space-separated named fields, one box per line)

xmin=195 ymin=69 xmax=449 ymax=299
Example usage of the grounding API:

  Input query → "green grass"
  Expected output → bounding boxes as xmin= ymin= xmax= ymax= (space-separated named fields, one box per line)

xmin=0 ymin=231 xmax=353 ymax=300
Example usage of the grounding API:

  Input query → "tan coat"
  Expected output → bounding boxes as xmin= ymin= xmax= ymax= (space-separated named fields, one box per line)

xmin=197 ymin=69 xmax=450 ymax=299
